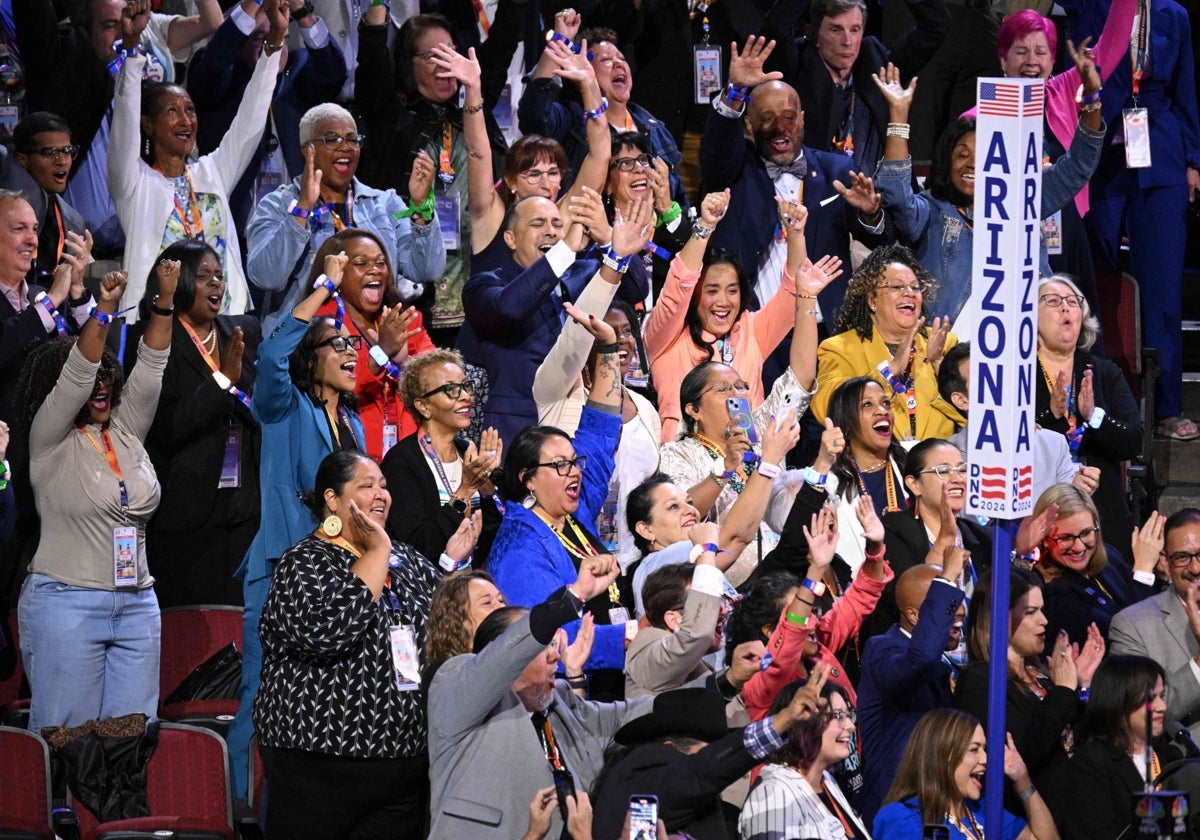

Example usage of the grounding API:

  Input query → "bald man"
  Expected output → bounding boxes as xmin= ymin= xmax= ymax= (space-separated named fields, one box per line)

xmin=855 ymin=554 xmax=966 ymax=823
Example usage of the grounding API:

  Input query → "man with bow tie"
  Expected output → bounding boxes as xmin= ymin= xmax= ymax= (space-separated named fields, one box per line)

xmin=700 ymin=36 xmax=887 ymax=329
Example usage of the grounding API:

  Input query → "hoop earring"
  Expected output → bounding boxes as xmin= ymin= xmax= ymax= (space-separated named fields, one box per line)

xmin=321 ymin=514 xmax=343 ymax=537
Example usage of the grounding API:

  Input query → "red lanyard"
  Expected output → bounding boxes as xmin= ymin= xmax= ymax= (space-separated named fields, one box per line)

xmin=1131 ymin=0 xmax=1149 ymax=99
xmin=80 ymin=427 xmax=128 ymax=509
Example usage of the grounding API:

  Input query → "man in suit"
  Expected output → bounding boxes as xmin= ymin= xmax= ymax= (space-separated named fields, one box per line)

xmin=625 ymin=545 xmax=725 ymax=699
xmin=1110 ymin=508 xmax=1200 ymax=740
xmin=856 ymin=551 xmax=965 ymax=823
xmin=700 ymin=37 xmax=886 ymax=330
xmin=458 ymin=195 xmax=647 ymax=444
xmin=427 ymin=555 xmax=653 ymax=840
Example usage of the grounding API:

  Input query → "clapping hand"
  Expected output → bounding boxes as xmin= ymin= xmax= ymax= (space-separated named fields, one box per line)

xmin=565 ymin=186 xmax=612 ymax=247
xmin=444 ymin=510 xmax=483 ymax=564
xmin=562 ymin=613 xmax=594 ymax=676
xmin=219 ymin=326 xmax=245 ymax=384
xmin=610 ymin=198 xmax=654 ymax=258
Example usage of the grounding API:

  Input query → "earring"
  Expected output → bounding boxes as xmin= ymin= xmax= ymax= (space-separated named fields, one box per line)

xmin=321 ymin=514 xmax=343 ymax=537
xmin=143 ymin=136 xmax=150 ymax=158
xmin=911 ymin=499 xmax=920 ymax=519
xmin=869 ymin=305 xmax=877 ymax=313
xmin=522 ymin=493 xmax=537 ymax=510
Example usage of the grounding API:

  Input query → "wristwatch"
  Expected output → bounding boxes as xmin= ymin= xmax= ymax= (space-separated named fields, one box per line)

xmin=710 ymin=457 xmax=735 ymax=485
xmin=448 ymin=496 xmax=468 ymax=515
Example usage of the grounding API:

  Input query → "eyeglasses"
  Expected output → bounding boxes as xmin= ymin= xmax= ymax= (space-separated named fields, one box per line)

xmin=875 ymin=283 xmax=927 ymax=295
xmin=1165 ymin=551 xmax=1200 ymax=568
xmin=349 ymin=257 xmax=389 ymax=269
xmin=519 ymin=168 xmax=562 ymax=184
xmin=534 ymin=456 xmax=587 ymax=476
xmin=919 ymin=464 xmax=969 ymax=479
xmin=705 ymin=380 xmax=751 ymax=396
xmin=1039 ymin=293 xmax=1082 ymax=309
xmin=311 ymin=132 xmax=364 ymax=149
xmin=828 ymin=708 xmax=856 ymax=725
xmin=315 ymin=334 xmax=364 ymax=353
xmin=412 ymin=49 xmax=445 ymax=64
xmin=615 ymin=327 xmax=635 ymax=339
xmin=1048 ymin=526 xmax=1100 ymax=549
xmin=26 ymin=145 xmax=79 ymax=160
xmin=420 ymin=380 xmax=475 ymax=400
xmin=610 ymin=154 xmax=653 ymax=172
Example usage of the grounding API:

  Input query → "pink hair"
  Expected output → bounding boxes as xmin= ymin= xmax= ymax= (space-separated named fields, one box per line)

xmin=997 ymin=10 xmax=1058 ymax=65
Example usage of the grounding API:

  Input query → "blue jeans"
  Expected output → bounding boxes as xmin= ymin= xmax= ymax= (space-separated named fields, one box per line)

xmin=18 ymin=573 xmax=161 ymax=734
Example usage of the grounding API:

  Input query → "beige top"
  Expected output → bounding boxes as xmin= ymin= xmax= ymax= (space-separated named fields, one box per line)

xmin=29 ymin=341 xmax=168 ymax=589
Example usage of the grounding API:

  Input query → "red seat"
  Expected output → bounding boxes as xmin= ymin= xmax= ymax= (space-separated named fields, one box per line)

xmin=72 ymin=722 xmax=234 ymax=840
xmin=159 ymin=605 xmax=242 ymax=723
xmin=0 ymin=725 xmax=55 ymax=839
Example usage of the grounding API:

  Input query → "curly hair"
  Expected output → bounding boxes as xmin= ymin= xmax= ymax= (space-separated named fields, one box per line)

xmin=833 ymin=243 xmax=938 ymax=340
xmin=287 ymin=318 xmax=358 ymax=411
xmin=399 ymin=348 xmax=466 ymax=418
xmin=724 ymin=571 xmax=799 ymax=661
xmin=16 ymin=338 xmax=125 ymax=433
xmin=425 ymin=570 xmax=499 ymax=674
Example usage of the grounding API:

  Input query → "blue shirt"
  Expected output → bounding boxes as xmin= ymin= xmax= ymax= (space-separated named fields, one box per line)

xmin=873 ymin=796 xmax=1026 ymax=840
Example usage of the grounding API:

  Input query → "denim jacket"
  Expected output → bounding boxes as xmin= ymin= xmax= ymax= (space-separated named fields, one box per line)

xmin=877 ymin=118 xmax=1104 ymax=323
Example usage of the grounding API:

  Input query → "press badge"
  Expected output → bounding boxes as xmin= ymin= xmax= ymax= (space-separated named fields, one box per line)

xmin=1122 ymin=108 xmax=1152 ymax=168
xmin=390 ymin=624 xmax=421 ymax=691
xmin=1041 ymin=212 xmax=1062 ymax=255
xmin=218 ymin=424 xmax=242 ymax=489
xmin=113 ymin=526 xmax=138 ymax=588
xmin=436 ymin=194 xmax=461 ymax=251
xmin=382 ymin=423 xmax=398 ymax=456
xmin=694 ymin=46 xmax=723 ymax=104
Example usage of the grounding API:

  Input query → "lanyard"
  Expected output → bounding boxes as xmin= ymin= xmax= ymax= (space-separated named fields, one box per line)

xmin=832 ymin=87 xmax=856 ymax=157
xmin=469 ymin=0 xmax=490 ymax=35
xmin=53 ymin=201 xmax=65 ymax=264
xmin=954 ymin=205 xmax=973 ymax=231
xmin=1131 ymin=0 xmax=1149 ymax=100
xmin=80 ymin=427 xmax=128 ymax=509
xmin=438 ymin=122 xmax=456 ymax=184
xmin=179 ymin=320 xmax=252 ymax=409
xmin=327 ymin=405 xmax=355 ymax=449
xmin=533 ymin=712 xmax=565 ymax=771
xmin=535 ymin=509 xmax=600 ymax=562
xmin=714 ymin=337 xmax=734 ymax=365
xmin=819 ymin=782 xmax=855 ymax=837
xmin=156 ymin=167 xmax=205 ymax=240
xmin=419 ymin=433 xmax=460 ymax=498
xmin=690 ymin=431 xmax=752 ymax=492
xmin=852 ymin=456 xmax=902 ymax=512
xmin=878 ymin=360 xmax=918 ymax=440
xmin=1038 ymin=356 xmax=1082 ymax=453
xmin=318 ymin=185 xmax=355 ymax=231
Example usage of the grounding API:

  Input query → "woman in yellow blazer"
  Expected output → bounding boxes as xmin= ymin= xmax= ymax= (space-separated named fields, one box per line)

xmin=814 ymin=244 xmax=963 ymax=443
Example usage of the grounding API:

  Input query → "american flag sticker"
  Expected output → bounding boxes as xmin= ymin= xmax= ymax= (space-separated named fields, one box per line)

xmin=978 ymin=82 xmax=1021 ymax=117
xmin=978 ymin=465 xmax=1007 ymax=500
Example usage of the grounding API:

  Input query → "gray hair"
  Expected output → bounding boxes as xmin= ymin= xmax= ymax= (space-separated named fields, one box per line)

xmin=1038 ymin=273 xmax=1101 ymax=351
xmin=298 ymin=103 xmax=356 ymax=147
xmin=0 ymin=188 xmax=29 ymax=207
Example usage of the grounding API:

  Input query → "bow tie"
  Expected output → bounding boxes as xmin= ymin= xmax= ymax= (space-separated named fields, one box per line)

xmin=764 ymin=155 xmax=807 ymax=181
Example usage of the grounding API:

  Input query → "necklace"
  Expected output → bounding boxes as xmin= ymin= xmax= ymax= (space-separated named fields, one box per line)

xmin=201 ymin=324 xmax=218 ymax=355
xmin=857 ymin=458 xmax=887 ymax=473
xmin=945 ymin=806 xmax=984 ymax=840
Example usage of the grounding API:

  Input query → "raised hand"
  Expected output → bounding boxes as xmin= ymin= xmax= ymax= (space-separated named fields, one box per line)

xmin=543 ymin=38 xmax=591 ymax=86
xmin=553 ymin=7 xmax=582 ymax=41
xmin=784 ymin=662 xmax=831 ymax=724
xmin=832 ymin=170 xmax=881 ymax=216
xmin=761 ymin=406 xmax=800 ymax=465
xmin=323 ymin=252 xmax=349 ymax=287
xmin=299 ymin=144 xmax=322 ymax=211
xmin=649 ymin=158 xmax=674 ymax=214
xmin=1066 ymin=37 xmax=1100 ymax=94
xmin=854 ymin=493 xmax=885 ymax=544
xmin=219 ymin=326 xmax=245 ymax=384
xmin=1078 ymin=368 xmax=1095 ymax=422
xmin=562 ymin=612 xmax=594 ymax=676
xmin=722 ymin=426 xmax=753 ymax=474
xmin=566 ymin=186 xmax=613 ymax=245
xmin=1047 ymin=629 xmax=1079 ymax=689
xmin=1072 ymin=464 xmax=1100 ymax=495
xmin=479 ymin=427 xmax=503 ymax=477
xmin=688 ymin=521 xmax=721 ymax=554
xmin=610 ymin=198 xmax=653 ymax=258
xmin=803 ymin=505 xmax=839 ymax=571
xmin=409 ymin=150 xmax=435 ymax=204
xmin=1131 ymin=510 xmax=1166 ymax=576
xmin=1003 ymin=732 xmax=1032 ymax=784
xmin=461 ymin=440 xmax=500 ymax=494
xmin=121 ymin=0 xmax=152 ymax=49
xmin=1074 ymin=622 xmax=1105 ymax=686
xmin=430 ymin=43 xmax=481 ymax=90
xmin=264 ymin=0 xmax=290 ymax=41
xmin=699 ymin=189 xmax=730 ymax=227
xmin=573 ymin=554 xmax=620 ymax=602
xmin=726 ymin=640 xmax=765 ymax=687
xmin=98 ymin=270 xmax=128 ymax=311
xmin=728 ymin=37 xmax=783 ymax=88
xmin=795 ymin=254 xmax=843 ymax=299
xmin=562 ymin=301 xmax=618 ymax=343
xmin=871 ymin=62 xmax=917 ymax=117
xmin=62 ymin=230 xmax=93 ymax=301
xmin=924 ymin=317 xmax=950 ymax=371
xmin=1014 ymin=501 xmax=1059 ymax=554
xmin=155 ymin=259 xmax=181 ymax=304
xmin=445 ymin=510 xmax=483 ymax=563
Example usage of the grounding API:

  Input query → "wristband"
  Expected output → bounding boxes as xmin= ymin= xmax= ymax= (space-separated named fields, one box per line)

xmin=801 ymin=467 xmax=828 ymax=488
xmin=1011 ymin=547 xmax=1040 ymax=568
xmin=785 ymin=609 xmax=810 ymax=627
xmin=1081 ymin=100 xmax=1102 ymax=113
xmin=368 ymin=344 xmax=390 ymax=368
xmin=1016 ymin=784 xmax=1037 ymax=803
xmin=691 ymin=222 xmax=714 ymax=240
xmin=723 ymin=82 xmax=749 ymax=108
xmin=263 ymin=42 xmax=285 ymax=56
xmin=657 ymin=201 xmax=682 ymax=228
xmin=1080 ymin=89 xmax=1102 ymax=104
xmin=36 ymin=292 xmax=71 ymax=336
xmin=439 ymin=552 xmax=469 ymax=572
xmin=582 ymin=97 xmax=609 ymax=122
xmin=287 ymin=200 xmax=311 ymax=219
xmin=313 ymin=274 xmax=337 ymax=295
xmin=545 ymin=31 xmax=592 ymax=59
xmin=0 ymin=459 xmax=10 ymax=492
xmin=463 ymin=101 xmax=485 ymax=115
xmin=802 ymin=577 xmax=827 ymax=597
xmin=1077 ymin=686 xmax=1090 ymax=703
xmin=594 ymin=341 xmax=620 ymax=355
xmin=393 ymin=183 xmax=436 ymax=224
xmin=1086 ymin=406 xmax=1106 ymax=429
xmin=601 ymin=245 xmax=632 ymax=273
xmin=563 ymin=673 xmax=588 ymax=689
xmin=885 ymin=122 xmax=911 ymax=139
xmin=88 ymin=306 xmax=112 ymax=326
xmin=756 ymin=461 xmax=782 ymax=480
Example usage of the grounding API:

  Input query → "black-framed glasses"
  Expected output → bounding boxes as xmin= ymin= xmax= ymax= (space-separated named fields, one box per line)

xmin=420 ymin=380 xmax=475 ymax=400
xmin=1166 ymin=551 xmax=1200 ymax=568
xmin=1048 ymin=526 xmax=1100 ymax=549
xmin=534 ymin=456 xmax=587 ymax=476
xmin=312 ymin=132 xmax=364 ymax=149
xmin=919 ymin=464 xmax=969 ymax=479
xmin=26 ymin=145 xmax=79 ymax=160
xmin=610 ymin=154 xmax=653 ymax=172
xmin=1039 ymin=293 xmax=1082 ymax=309
xmin=316 ymin=335 xmax=364 ymax=353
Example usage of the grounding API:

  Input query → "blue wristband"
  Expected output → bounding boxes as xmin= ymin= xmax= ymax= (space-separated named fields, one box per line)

xmin=313 ymin=274 xmax=337 ymax=295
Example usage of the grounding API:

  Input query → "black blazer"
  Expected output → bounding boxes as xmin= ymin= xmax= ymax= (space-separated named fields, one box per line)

xmin=0 ymin=282 xmax=59 ymax=422
xmin=129 ymin=316 xmax=262 ymax=534
xmin=380 ymin=432 xmax=502 ymax=569
xmin=1040 ymin=552 xmax=1156 ymax=647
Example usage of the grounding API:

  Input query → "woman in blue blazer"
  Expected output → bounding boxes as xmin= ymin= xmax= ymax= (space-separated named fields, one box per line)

xmin=227 ymin=251 xmax=366 ymax=801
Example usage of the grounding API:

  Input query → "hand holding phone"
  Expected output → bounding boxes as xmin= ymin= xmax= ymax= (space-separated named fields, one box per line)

xmin=628 ymin=795 xmax=658 ymax=840
xmin=726 ymin=396 xmax=759 ymax=445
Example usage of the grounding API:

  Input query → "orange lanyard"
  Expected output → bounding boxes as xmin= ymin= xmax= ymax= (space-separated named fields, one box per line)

xmin=1038 ymin=356 xmax=1077 ymax=435
xmin=180 ymin=319 xmax=218 ymax=367
xmin=537 ymin=714 xmax=565 ymax=770
xmin=53 ymin=202 xmax=65 ymax=263
xmin=80 ymin=427 xmax=128 ymax=509
xmin=469 ymin=0 xmax=490 ymax=35
xmin=1131 ymin=0 xmax=1149 ymax=99
xmin=954 ymin=205 xmax=973 ymax=231
xmin=820 ymin=781 xmax=855 ymax=836
xmin=439 ymin=123 xmax=456 ymax=182
xmin=156 ymin=166 xmax=205 ymax=239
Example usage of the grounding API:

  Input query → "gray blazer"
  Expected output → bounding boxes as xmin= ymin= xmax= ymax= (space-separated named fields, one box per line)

xmin=624 ymin=585 xmax=721 ymax=699
xmin=428 ymin=613 xmax=653 ymax=840
xmin=1109 ymin=589 xmax=1200 ymax=737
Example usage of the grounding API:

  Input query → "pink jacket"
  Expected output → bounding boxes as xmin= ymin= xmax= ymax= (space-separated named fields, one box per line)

xmin=643 ymin=256 xmax=797 ymax=443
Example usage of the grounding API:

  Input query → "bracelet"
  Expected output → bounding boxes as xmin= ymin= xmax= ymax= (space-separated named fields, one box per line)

xmin=756 ymin=461 xmax=782 ymax=480
xmin=369 ymin=0 xmax=389 ymax=6
xmin=1016 ymin=784 xmax=1037 ymax=803
xmin=785 ymin=609 xmax=811 ymax=627
xmin=1080 ymin=89 xmax=1102 ymax=104
xmin=0 ymin=459 xmax=9 ymax=492
xmin=563 ymin=673 xmax=588 ymax=689
xmin=794 ymin=292 xmax=817 ymax=300
xmin=886 ymin=122 xmax=911 ymax=139
xmin=463 ymin=101 xmax=485 ymax=115
xmin=582 ymin=97 xmax=609 ymax=122
xmin=150 ymin=303 xmax=175 ymax=317
xmin=1081 ymin=100 xmax=1102 ymax=113
xmin=287 ymin=200 xmax=311 ymax=219
xmin=88 ymin=306 xmax=112 ymax=326
xmin=1011 ymin=547 xmax=1040 ymax=568
xmin=37 ymin=293 xmax=72 ymax=338
xmin=657 ymin=201 xmax=682 ymax=228
xmin=594 ymin=341 xmax=619 ymax=355
xmin=263 ymin=41 xmax=285 ymax=56
xmin=691 ymin=222 xmax=714 ymax=240
xmin=313 ymin=274 xmax=337 ymax=295
xmin=802 ymin=577 xmax=827 ymax=597
xmin=1078 ymin=686 xmax=1090 ymax=703
xmin=800 ymin=467 xmax=828 ymax=488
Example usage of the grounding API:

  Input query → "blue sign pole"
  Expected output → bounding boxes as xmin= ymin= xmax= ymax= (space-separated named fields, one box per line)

xmin=985 ymin=519 xmax=1017 ymax=839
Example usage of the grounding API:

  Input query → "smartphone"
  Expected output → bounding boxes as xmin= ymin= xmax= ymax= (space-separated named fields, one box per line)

xmin=726 ymin=396 xmax=759 ymax=445
xmin=552 ymin=768 xmax=576 ymax=823
xmin=922 ymin=825 xmax=950 ymax=840
xmin=628 ymin=794 xmax=659 ymax=840
xmin=775 ymin=391 xmax=799 ymax=432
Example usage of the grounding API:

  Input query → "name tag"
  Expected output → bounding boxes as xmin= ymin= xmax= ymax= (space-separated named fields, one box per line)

xmin=390 ymin=624 xmax=421 ymax=691
xmin=113 ymin=525 xmax=138 ymax=588
xmin=1122 ymin=108 xmax=1152 ymax=168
